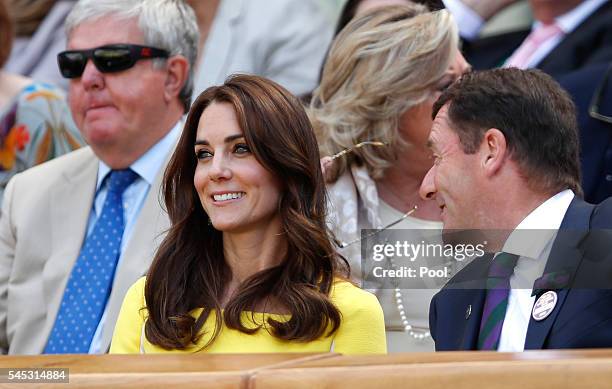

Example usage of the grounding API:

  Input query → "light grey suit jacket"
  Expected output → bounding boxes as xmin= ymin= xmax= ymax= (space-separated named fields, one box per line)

xmin=194 ymin=0 xmax=335 ymax=97
xmin=0 ymin=147 xmax=170 ymax=354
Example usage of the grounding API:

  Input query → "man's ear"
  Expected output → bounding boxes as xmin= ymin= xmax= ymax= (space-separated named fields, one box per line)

xmin=163 ymin=55 xmax=189 ymax=103
xmin=480 ymin=128 xmax=508 ymax=177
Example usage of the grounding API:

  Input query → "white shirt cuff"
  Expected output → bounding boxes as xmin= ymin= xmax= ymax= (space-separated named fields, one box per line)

xmin=443 ymin=0 xmax=485 ymax=40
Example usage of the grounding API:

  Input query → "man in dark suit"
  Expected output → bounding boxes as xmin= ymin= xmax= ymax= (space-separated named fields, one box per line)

xmin=420 ymin=68 xmax=612 ymax=351
xmin=559 ymin=63 xmax=612 ymax=203
xmin=449 ymin=0 xmax=612 ymax=78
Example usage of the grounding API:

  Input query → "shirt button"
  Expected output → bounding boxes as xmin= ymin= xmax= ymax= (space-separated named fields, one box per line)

xmin=606 ymin=175 xmax=612 ymax=182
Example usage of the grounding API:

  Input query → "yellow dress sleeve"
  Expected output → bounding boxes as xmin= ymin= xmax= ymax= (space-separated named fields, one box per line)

xmin=331 ymin=282 xmax=387 ymax=354
xmin=109 ymin=277 xmax=148 ymax=354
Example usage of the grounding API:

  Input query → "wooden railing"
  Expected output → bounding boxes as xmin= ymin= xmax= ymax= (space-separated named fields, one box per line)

xmin=1 ymin=349 xmax=612 ymax=388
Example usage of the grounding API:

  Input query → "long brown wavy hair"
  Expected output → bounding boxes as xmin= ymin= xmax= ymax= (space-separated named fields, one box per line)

xmin=144 ymin=74 xmax=350 ymax=350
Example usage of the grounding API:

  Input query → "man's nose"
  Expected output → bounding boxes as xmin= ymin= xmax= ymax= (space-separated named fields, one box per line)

xmin=81 ymin=59 xmax=104 ymax=90
xmin=419 ymin=166 xmax=437 ymax=200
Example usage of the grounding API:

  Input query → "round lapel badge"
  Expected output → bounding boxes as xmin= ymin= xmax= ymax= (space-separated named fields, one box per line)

xmin=532 ymin=291 xmax=558 ymax=321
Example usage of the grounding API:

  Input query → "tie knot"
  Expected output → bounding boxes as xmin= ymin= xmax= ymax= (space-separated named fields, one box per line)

xmin=531 ymin=23 xmax=562 ymax=44
xmin=488 ymin=252 xmax=519 ymax=279
xmin=107 ymin=169 xmax=139 ymax=194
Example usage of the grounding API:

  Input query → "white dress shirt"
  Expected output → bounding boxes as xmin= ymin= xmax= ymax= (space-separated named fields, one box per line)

xmin=496 ymin=189 xmax=574 ymax=352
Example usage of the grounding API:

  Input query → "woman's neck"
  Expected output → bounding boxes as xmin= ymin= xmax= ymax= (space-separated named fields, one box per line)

xmin=375 ymin=147 xmax=441 ymax=222
xmin=222 ymin=219 xmax=287 ymax=296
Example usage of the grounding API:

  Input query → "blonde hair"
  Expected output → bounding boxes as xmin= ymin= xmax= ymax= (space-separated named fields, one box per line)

xmin=309 ymin=4 xmax=458 ymax=181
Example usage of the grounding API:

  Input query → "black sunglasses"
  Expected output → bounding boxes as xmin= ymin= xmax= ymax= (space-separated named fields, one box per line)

xmin=589 ymin=63 xmax=612 ymax=125
xmin=57 ymin=44 xmax=169 ymax=79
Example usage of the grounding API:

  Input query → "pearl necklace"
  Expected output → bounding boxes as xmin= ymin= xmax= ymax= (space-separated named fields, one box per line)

xmin=389 ymin=246 xmax=431 ymax=340
xmin=391 ymin=251 xmax=456 ymax=339
xmin=370 ymin=205 xmax=432 ymax=340
xmin=394 ymin=287 xmax=431 ymax=339
xmin=339 ymin=203 xmax=433 ymax=340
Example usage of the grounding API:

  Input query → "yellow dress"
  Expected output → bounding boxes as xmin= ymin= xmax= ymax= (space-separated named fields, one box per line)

xmin=110 ymin=277 xmax=386 ymax=354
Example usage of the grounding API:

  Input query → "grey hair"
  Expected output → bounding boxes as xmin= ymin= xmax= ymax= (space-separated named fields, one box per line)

xmin=65 ymin=0 xmax=199 ymax=112
xmin=309 ymin=4 xmax=458 ymax=181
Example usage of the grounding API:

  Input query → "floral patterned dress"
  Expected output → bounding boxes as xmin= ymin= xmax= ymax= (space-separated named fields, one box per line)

xmin=0 ymin=83 xmax=84 ymax=203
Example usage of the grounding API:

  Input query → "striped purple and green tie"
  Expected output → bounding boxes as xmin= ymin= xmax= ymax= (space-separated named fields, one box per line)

xmin=477 ymin=252 xmax=520 ymax=350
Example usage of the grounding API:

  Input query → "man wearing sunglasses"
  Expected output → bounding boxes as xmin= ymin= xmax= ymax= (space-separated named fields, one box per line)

xmin=0 ymin=0 xmax=198 ymax=355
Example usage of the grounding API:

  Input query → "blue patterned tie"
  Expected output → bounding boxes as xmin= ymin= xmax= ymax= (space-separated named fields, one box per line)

xmin=44 ymin=169 xmax=138 ymax=353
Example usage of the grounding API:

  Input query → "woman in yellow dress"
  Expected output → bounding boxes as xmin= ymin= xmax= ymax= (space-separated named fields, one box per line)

xmin=110 ymin=74 xmax=386 ymax=354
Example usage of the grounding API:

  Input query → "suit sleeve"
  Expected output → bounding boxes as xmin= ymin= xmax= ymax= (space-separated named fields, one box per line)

xmin=256 ymin=0 xmax=334 ymax=96
xmin=429 ymin=293 xmax=438 ymax=344
xmin=0 ymin=177 xmax=19 ymax=354
xmin=109 ymin=277 xmax=148 ymax=354
xmin=332 ymin=283 xmax=387 ymax=354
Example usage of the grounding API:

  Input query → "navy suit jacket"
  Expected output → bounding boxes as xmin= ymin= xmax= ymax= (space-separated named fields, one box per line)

xmin=430 ymin=197 xmax=612 ymax=351
xmin=559 ymin=63 xmax=612 ymax=203
xmin=462 ymin=0 xmax=612 ymax=79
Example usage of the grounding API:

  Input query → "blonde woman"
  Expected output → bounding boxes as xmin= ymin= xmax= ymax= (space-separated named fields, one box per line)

xmin=310 ymin=4 xmax=470 ymax=352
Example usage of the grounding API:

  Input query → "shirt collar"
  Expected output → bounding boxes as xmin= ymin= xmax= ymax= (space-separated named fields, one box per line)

xmin=502 ymin=189 xmax=575 ymax=260
xmin=533 ymin=0 xmax=607 ymax=33
xmin=96 ymin=118 xmax=184 ymax=191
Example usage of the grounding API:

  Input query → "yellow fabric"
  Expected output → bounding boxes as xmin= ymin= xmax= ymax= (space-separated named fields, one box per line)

xmin=110 ymin=277 xmax=386 ymax=354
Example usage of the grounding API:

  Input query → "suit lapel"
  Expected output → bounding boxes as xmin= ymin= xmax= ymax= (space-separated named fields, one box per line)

xmin=460 ymin=289 xmax=487 ymax=350
xmin=524 ymin=198 xmax=593 ymax=349
xmin=538 ymin=1 xmax=612 ymax=77
xmin=463 ymin=29 xmax=528 ymax=70
xmin=43 ymin=148 xmax=98 ymax=340
xmin=445 ymin=253 xmax=491 ymax=350
xmin=194 ymin=0 xmax=244 ymax=88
